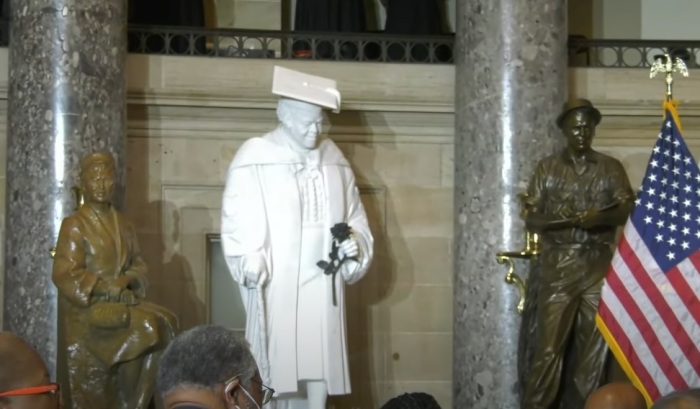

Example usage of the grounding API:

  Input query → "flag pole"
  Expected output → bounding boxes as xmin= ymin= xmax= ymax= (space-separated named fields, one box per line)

xmin=650 ymin=52 xmax=689 ymax=102
xmin=650 ymin=52 xmax=689 ymax=129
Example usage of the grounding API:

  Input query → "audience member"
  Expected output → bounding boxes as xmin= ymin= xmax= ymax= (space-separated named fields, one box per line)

xmin=380 ymin=392 xmax=442 ymax=409
xmin=156 ymin=325 xmax=273 ymax=409
xmin=0 ymin=332 xmax=60 ymax=409
xmin=584 ymin=382 xmax=646 ymax=409
xmin=651 ymin=389 xmax=700 ymax=409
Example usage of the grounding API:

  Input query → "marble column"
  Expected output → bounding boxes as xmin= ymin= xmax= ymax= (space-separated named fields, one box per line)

xmin=4 ymin=0 xmax=127 ymax=375
xmin=453 ymin=1 xmax=567 ymax=408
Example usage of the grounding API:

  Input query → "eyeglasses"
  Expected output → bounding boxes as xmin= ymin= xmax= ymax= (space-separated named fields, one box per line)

xmin=0 ymin=383 xmax=60 ymax=398
xmin=251 ymin=378 xmax=275 ymax=405
xmin=224 ymin=376 xmax=275 ymax=407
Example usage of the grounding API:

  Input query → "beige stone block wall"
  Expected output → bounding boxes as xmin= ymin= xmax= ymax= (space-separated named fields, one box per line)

xmin=0 ymin=50 xmax=700 ymax=407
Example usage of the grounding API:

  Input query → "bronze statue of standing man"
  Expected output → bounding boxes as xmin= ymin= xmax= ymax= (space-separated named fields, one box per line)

xmin=521 ymin=99 xmax=635 ymax=409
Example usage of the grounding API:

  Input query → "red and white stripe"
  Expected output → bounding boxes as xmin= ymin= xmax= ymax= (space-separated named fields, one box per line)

xmin=598 ymin=222 xmax=700 ymax=401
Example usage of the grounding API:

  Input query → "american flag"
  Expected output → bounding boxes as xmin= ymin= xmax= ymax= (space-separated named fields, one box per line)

xmin=597 ymin=104 xmax=700 ymax=404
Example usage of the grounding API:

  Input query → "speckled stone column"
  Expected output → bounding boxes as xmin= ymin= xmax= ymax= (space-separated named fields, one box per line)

xmin=4 ymin=0 xmax=127 ymax=376
xmin=453 ymin=1 xmax=567 ymax=408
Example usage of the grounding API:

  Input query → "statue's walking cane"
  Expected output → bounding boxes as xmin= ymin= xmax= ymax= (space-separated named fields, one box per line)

xmin=256 ymin=281 xmax=270 ymax=385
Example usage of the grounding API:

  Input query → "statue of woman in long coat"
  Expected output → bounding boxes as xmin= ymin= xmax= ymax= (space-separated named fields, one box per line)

xmin=52 ymin=151 xmax=178 ymax=409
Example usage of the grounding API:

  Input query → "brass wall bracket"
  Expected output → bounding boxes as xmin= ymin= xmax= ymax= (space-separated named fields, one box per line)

xmin=495 ymin=231 xmax=539 ymax=314
xmin=496 ymin=253 xmax=529 ymax=314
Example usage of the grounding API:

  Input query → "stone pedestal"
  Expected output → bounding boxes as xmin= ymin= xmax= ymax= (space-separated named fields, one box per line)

xmin=453 ymin=1 xmax=567 ymax=408
xmin=4 ymin=0 xmax=127 ymax=376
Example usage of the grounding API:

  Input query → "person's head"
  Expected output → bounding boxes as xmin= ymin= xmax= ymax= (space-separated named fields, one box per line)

xmin=651 ymin=388 xmax=700 ymax=409
xmin=276 ymin=98 xmax=324 ymax=151
xmin=584 ymin=382 xmax=646 ymax=409
xmin=156 ymin=325 xmax=272 ymax=409
xmin=80 ymin=152 xmax=117 ymax=205
xmin=380 ymin=392 xmax=442 ymax=409
xmin=556 ymin=98 xmax=601 ymax=154
xmin=0 ymin=332 xmax=60 ymax=409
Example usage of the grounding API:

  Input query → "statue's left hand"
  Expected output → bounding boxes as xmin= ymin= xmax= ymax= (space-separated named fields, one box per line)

xmin=338 ymin=237 xmax=359 ymax=259
xmin=119 ymin=290 xmax=139 ymax=305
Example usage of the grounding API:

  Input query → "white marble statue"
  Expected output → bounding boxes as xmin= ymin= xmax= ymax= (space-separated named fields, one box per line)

xmin=221 ymin=66 xmax=374 ymax=409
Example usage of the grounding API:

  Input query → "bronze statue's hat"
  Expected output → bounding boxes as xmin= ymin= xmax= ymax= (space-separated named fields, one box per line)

xmin=556 ymin=98 xmax=601 ymax=128
xmin=80 ymin=151 xmax=115 ymax=172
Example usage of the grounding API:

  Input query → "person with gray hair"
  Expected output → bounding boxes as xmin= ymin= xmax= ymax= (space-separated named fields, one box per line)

xmin=651 ymin=389 xmax=700 ymax=409
xmin=380 ymin=392 xmax=442 ymax=409
xmin=156 ymin=325 xmax=274 ymax=409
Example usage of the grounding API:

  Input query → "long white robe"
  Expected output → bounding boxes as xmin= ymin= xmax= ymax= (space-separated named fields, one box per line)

xmin=221 ymin=132 xmax=374 ymax=396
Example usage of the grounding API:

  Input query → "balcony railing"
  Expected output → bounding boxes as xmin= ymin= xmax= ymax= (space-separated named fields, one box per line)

xmin=127 ymin=25 xmax=455 ymax=64
xmin=567 ymin=38 xmax=700 ymax=68
xmin=121 ymin=29 xmax=700 ymax=68
xmin=2 ymin=21 xmax=700 ymax=67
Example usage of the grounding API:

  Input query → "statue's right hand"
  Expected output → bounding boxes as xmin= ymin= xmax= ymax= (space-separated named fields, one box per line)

xmin=92 ymin=280 xmax=123 ymax=303
xmin=241 ymin=253 xmax=269 ymax=287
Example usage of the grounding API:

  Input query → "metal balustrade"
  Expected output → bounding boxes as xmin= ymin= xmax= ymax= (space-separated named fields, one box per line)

xmin=126 ymin=25 xmax=455 ymax=64
xmin=1 ymin=20 xmax=699 ymax=67
xmin=567 ymin=37 xmax=700 ymax=68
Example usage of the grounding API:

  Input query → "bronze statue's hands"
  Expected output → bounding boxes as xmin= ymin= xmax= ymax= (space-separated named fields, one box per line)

xmin=93 ymin=280 xmax=116 ymax=302
xmin=92 ymin=278 xmax=125 ymax=303
xmin=241 ymin=253 xmax=269 ymax=287
xmin=338 ymin=237 xmax=359 ymax=259
xmin=119 ymin=290 xmax=139 ymax=305
xmin=576 ymin=208 xmax=600 ymax=229
xmin=93 ymin=276 xmax=135 ymax=303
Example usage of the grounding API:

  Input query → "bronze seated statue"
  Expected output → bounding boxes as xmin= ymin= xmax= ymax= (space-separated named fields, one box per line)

xmin=52 ymin=152 xmax=178 ymax=409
